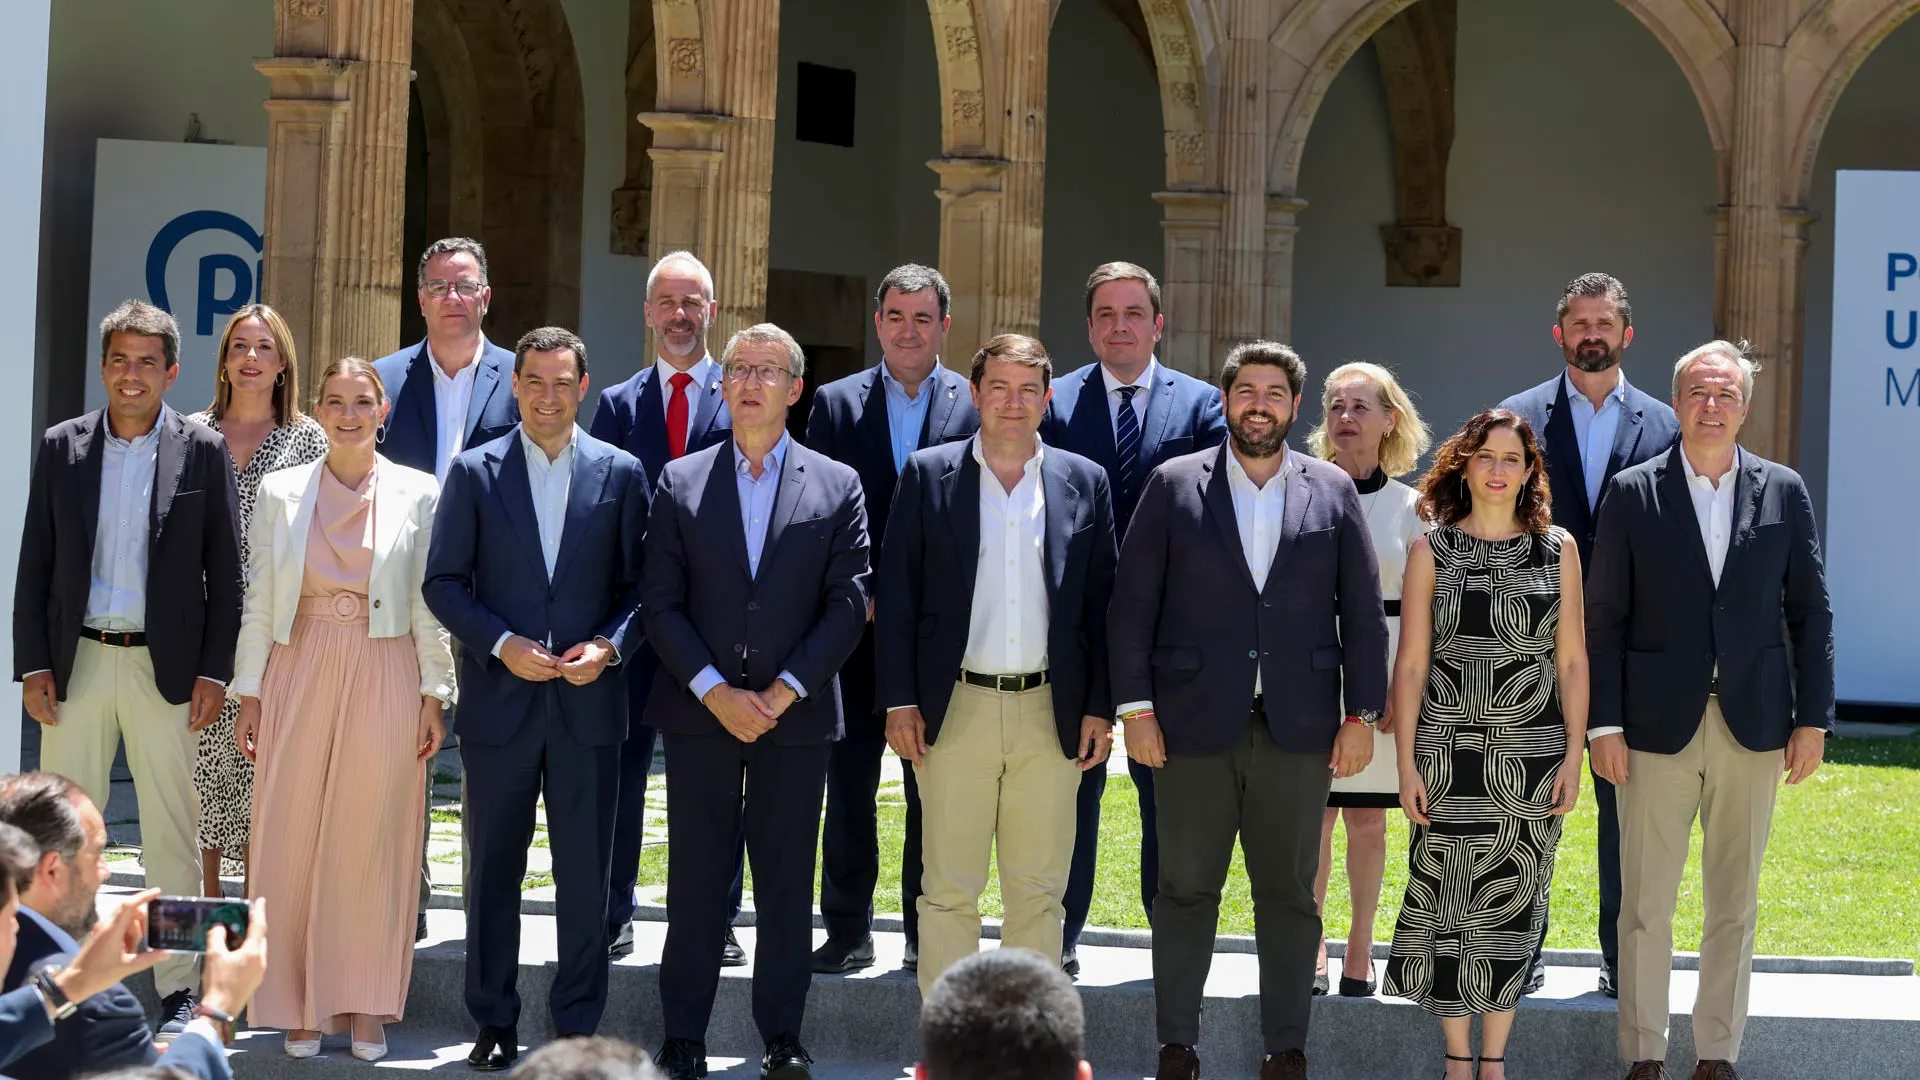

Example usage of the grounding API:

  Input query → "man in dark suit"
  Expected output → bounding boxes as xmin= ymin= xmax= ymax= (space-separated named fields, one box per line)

xmin=1038 ymin=261 xmax=1225 ymax=974
xmin=588 ymin=251 xmax=743 ymax=965
xmin=424 ymin=328 xmax=650 ymax=1068
xmin=12 ymin=300 xmax=242 ymax=1029
xmin=1109 ymin=341 xmax=1387 ymax=1080
xmin=1498 ymin=272 xmax=1680 ymax=997
xmin=1586 ymin=342 xmax=1833 ymax=1080
xmin=877 ymin=332 xmax=1115 ymax=998
xmin=804 ymin=264 xmax=979 ymax=975
xmin=643 ymin=324 xmax=869 ymax=1080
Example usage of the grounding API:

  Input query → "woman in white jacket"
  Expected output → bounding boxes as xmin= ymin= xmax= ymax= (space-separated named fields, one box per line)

xmin=232 ymin=357 xmax=454 ymax=1060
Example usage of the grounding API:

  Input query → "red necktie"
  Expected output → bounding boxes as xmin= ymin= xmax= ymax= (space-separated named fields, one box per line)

xmin=666 ymin=371 xmax=693 ymax=459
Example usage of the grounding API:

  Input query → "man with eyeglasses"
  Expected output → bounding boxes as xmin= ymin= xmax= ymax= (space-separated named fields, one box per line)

xmin=588 ymin=251 xmax=746 ymax=968
xmin=642 ymin=324 xmax=870 ymax=1080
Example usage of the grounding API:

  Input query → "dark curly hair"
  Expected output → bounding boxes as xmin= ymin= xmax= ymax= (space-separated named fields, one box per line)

xmin=1417 ymin=408 xmax=1553 ymax=533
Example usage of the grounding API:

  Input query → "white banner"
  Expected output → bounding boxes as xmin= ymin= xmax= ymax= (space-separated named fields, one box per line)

xmin=85 ymin=138 xmax=267 ymax=415
xmin=1827 ymin=171 xmax=1920 ymax=706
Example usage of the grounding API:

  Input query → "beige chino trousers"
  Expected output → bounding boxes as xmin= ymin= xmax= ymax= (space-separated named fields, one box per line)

xmin=1616 ymin=697 xmax=1783 ymax=1064
xmin=40 ymin=639 xmax=203 ymax=997
xmin=914 ymin=681 xmax=1081 ymax=998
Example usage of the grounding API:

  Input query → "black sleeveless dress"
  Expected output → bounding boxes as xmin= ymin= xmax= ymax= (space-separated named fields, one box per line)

xmin=1383 ymin=525 xmax=1571 ymax=1015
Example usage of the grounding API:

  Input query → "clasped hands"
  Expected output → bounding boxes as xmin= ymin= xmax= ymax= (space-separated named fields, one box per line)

xmin=501 ymin=634 xmax=615 ymax=686
xmin=703 ymin=680 xmax=799 ymax=743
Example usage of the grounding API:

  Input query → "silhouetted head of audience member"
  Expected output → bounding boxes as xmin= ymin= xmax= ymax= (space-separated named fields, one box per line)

xmin=87 ymin=1066 xmax=199 ymax=1080
xmin=510 ymin=1036 xmax=662 ymax=1080
xmin=0 ymin=821 xmax=41 ymax=974
xmin=918 ymin=948 xmax=1092 ymax=1080
xmin=0 ymin=772 xmax=108 ymax=937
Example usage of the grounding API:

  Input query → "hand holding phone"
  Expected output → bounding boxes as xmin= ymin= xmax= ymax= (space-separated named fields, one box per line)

xmin=145 ymin=897 xmax=251 ymax=953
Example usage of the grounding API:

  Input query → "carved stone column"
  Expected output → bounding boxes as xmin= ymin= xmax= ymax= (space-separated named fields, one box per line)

xmin=930 ymin=157 xmax=1010 ymax=367
xmin=1211 ymin=0 xmax=1271 ymax=353
xmin=1719 ymin=0 xmax=1793 ymax=460
xmin=989 ymin=0 xmax=1049 ymax=340
xmin=639 ymin=111 xmax=727 ymax=270
xmin=1263 ymin=197 xmax=1309 ymax=349
xmin=257 ymin=0 xmax=414 ymax=387
xmin=1154 ymin=190 xmax=1226 ymax=378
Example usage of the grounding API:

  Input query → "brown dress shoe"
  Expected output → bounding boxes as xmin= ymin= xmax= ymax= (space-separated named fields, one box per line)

xmin=1261 ymin=1048 xmax=1308 ymax=1080
xmin=1624 ymin=1063 xmax=1669 ymax=1080
xmin=1691 ymin=1063 xmax=1740 ymax=1080
xmin=1155 ymin=1044 xmax=1199 ymax=1080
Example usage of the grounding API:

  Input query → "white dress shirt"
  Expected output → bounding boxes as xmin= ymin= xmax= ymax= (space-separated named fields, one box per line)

xmin=963 ymin=437 xmax=1050 ymax=675
xmin=1100 ymin=357 xmax=1157 ymax=430
xmin=86 ymin=407 xmax=166 ymax=630
xmin=428 ymin=339 xmax=485 ymax=485
xmin=655 ymin=354 xmax=720 ymax=423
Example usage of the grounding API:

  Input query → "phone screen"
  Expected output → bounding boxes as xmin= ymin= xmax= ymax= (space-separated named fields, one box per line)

xmin=145 ymin=897 xmax=250 ymax=953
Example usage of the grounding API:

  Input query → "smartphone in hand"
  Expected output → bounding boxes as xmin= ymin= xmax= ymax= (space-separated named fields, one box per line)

xmin=145 ymin=897 xmax=250 ymax=953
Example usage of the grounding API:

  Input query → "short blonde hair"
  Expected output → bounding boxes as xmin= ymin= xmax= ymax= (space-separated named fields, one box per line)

xmin=1306 ymin=361 xmax=1432 ymax=478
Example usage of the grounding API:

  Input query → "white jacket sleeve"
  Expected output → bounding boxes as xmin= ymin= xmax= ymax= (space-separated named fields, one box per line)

xmin=229 ymin=486 xmax=279 ymax=699
xmin=410 ymin=487 xmax=457 ymax=705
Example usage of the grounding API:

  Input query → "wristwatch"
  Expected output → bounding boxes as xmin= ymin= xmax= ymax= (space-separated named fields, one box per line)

xmin=1344 ymin=709 xmax=1383 ymax=728
xmin=32 ymin=967 xmax=76 ymax=1020
xmin=191 ymin=1003 xmax=236 ymax=1045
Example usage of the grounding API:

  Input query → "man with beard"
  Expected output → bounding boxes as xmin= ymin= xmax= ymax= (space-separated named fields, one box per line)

xmin=1499 ymin=272 xmax=1678 ymax=997
xmin=589 ymin=251 xmax=747 ymax=966
xmin=1108 ymin=341 xmax=1387 ymax=1080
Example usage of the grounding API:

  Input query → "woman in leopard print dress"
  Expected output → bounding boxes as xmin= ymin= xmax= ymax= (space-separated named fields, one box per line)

xmin=189 ymin=305 xmax=329 ymax=892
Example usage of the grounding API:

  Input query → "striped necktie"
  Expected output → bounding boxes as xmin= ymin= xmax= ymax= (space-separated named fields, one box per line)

xmin=1114 ymin=384 xmax=1143 ymax=510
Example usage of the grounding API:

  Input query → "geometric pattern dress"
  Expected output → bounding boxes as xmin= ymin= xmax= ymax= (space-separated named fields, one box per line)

xmin=1383 ymin=524 xmax=1572 ymax=1015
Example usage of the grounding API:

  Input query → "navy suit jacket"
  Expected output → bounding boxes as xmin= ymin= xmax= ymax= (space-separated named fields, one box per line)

xmin=803 ymin=364 xmax=979 ymax=551
xmin=1108 ymin=446 xmax=1389 ymax=757
xmin=2 ymin=906 xmax=153 ymax=1080
xmin=1039 ymin=360 xmax=1226 ymax=531
xmin=423 ymin=427 xmax=649 ymax=748
xmin=875 ymin=441 xmax=1117 ymax=755
xmin=588 ymin=361 xmax=732 ymax=489
xmin=1500 ymin=372 xmax=1678 ymax=566
xmin=1586 ymin=445 xmax=1835 ymax=755
xmin=641 ymin=439 xmax=871 ymax=745
xmin=13 ymin=408 xmax=243 ymax=705
xmin=373 ymin=337 xmax=521 ymax=475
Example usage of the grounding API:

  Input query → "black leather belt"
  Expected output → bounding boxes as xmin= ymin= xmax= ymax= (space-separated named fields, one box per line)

xmin=959 ymin=669 xmax=1049 ymax=693
xmin=1384 ymin=600 xmax=1401 ymax=617
xmin=1709 ymin=676 xmax=1720 ymax=698
xmin=79 ymin=627 xmax=147 ymax=648
xmin=1251 ymin=693 xmax=1266 ymax=720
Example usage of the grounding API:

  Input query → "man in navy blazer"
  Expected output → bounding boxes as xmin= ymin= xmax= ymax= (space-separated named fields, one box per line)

xmin=876 ymin=333 xmax=1116 ymax=999
xmin=1107 ymin=342 xmax=1386 ymax=1080
xmin=424 ymin=328 xmax=649 ymax=1067
xmin=374 ymin=237 xmax=522 ymax=482
xmin=803 ymin=264 xmax=979 ymax=976
xmin=643 ymin=324 xmax=869 ymax=1080
xmin=1498 ymin=272 xmax=1679 ymax=997
xmin=1586 ymin=343 xmax=1832 ymax=1080
xmin=587 ymin=251 xmax=741 ymax=964
xmin=1038 ymin=261 xmax=1225 ymax=971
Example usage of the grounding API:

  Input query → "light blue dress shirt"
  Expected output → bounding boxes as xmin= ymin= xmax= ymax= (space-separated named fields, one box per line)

xmin=86 ymin=406 xmax=167 ymax=631
xmin=1564 ymin=372 xmax=1630 ymax=512
xmin=881 ymin=365 xmax=934 ymax=474
xmin=490 ymin=426 xmax=620 ymax=663
xmin=688 ymin=434 xmax=805 ymax=704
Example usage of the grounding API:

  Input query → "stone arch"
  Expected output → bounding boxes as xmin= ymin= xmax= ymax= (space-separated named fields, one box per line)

xmin=410 ymin=0 xmax=585 ymax=342
xmin=611 ymin=4 xmax=658 ymax=257
xmin=927 ymin=0 xmax=993 ymax=156
xmin=1785 ymin=0 xmax=1920 ymax=207
xmin=1137 ymin=0 xmax=1219 ymax=190
xmin=1266 ymin=0 xmax=1734 ymax=197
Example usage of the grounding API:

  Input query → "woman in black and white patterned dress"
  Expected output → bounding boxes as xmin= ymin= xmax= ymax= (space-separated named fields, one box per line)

xmin=189 ymin=305 xmax=329 ymax=892
xmin=1383 ymin=409 xmax=1589 ymax=1080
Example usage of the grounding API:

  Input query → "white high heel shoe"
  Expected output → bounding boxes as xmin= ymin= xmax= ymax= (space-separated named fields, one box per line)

xmin=284 ymin=1033 xmax=321 ymax=1059
xmin=350 ymin=1039 xmax=389 ymax=1062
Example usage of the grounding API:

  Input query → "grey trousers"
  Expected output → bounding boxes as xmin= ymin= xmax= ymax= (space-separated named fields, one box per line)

xmin=1153 ymin=711 xmax=1331 ymax=1052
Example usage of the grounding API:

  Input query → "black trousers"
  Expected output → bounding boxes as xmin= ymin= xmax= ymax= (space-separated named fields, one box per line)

xmin=1153 ymin=713 xmax=1329 ymax=1052
xmin=1535 ymin=766 xmax=1622 ymax=967
xmin=1063 ymin=756 xmax=1159 ymax=947
xmin=818 ymin=630 xmax=922 ymax=946
xmin=659 ymin=732 xmax=832 ymax=1043
xmin=605 ymin=652 xmax=747 ymax=928
xmin=463 ymin=706 xmax=619 ymax=1037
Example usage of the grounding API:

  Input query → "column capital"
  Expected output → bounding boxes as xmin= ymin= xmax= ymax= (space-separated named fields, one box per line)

xmin=254 ymin=56 xmax=355 ymax=101
xmin=928 ymin=157 xmax=1010 ymax=200
xmin=1152 ymin=189 xmax=1227 ymax=224
xmin=637 ymin=111 xmax=732 ymax=150
xmin=1265 ymin=194 xmax=1310 ymax=221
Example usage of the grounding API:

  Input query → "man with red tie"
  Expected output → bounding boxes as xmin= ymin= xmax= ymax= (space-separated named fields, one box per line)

xmin=589 ymin=250 xmax=739 ymax=961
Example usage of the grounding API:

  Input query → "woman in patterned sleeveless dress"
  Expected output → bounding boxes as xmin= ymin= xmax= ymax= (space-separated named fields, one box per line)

xmin=1383 ymin=409 xmax=1590 ymax=1080
xmin=188 ymin=305 xmax=329 ymax=892
xmin=1306 ymin=362 xmax=1432 ymax=999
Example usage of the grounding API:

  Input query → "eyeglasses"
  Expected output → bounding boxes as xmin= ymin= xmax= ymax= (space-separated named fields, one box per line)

xmin=423 ymin=279 xmax=486 ymax=299
xmin=724 ymin=363 xmax=792 ymax=385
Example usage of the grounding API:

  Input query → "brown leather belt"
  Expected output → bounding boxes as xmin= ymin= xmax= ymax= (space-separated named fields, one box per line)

xmin=79 ymin=627 xmax=147 ymax=648
xmin=959 ymin=669 xmax=1049 ymax=693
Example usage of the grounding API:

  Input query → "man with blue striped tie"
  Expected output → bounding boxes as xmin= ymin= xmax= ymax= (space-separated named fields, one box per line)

xmin=1039 ymin=262 xmax=1226 ymax=974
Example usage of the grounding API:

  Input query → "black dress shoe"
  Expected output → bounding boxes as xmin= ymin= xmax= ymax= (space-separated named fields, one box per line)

xmin=609 ymin=921 xmax=635 ymax=959
xmin=417 ymin=912 xmax=429 ymax=942
xmin=1155 ymin=1044 xmax=1199 ymax=1080
xmin=722 ymin=926 xmax=748 ymax=967
xmin=1521 ymin=957 xmax=1548 ymax=994
xmin=810 ymin=934 xmax=875 ymax=974
xmin=1061 ymin=945 xmax=1080 ymax=979
xmin=903 ymin=940 xmax=918 ymax=973
xmin=762 ymin=1033 xmax=813 ymax=1080
xmin=467 ymin=1026 xmax=518 ymax=1071
xmin=1598 ymin=957 xmax=1619 ymax=998
xmin=1337 ymin=961 xmax=1377 ymax=997
xmin=654 ymin=1038 xmax=708 ymax=1080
